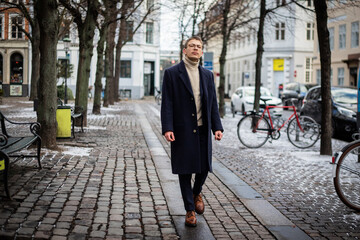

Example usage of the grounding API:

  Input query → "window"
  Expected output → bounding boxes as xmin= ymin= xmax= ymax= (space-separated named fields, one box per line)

xmin=338 ymin=68 xmax=344 ymax=86
xmin=0 ymin=15 xmax=3 ymax=39
xmin=329 ymin=27 xmax=334 ymax=50
xmin=120 ymin=60 xmax=131 ymax=78
xmin=276 ymin=0 xmax=286 ymax=6
xmin=306 ymin=22 xmax=314 ymax=40
xmin=146 ymin=22 xmax=153 ymax=44
xmin=126 ymin=21 xmax=133 ymax=42
xmin=10 ymin=53 xmax=23 ymax=83
xmin=0 ymin=54 xmax=3 ymax=83
xmin=147 ymin=0 xmax=154 ymax=9
xmin=351 ymin=21 xmax=359 ymax=48
xmin=307 ymin=0 xmax=312 ymax=7
xmin=275 ymin=22 xmax=285 ymax=40
xmin=305 ymin=57 xmax=312 ymax=83
xmin=339 ymin=24 xmax=346 ymax=49
xmin=10 ymin=16 xmax=23 ymax=39
xmin=316 ymin=69 xmax=321 ymax=84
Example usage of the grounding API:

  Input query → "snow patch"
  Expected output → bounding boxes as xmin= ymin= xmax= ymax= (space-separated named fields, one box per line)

xmin=61 ymin=146 xmax=92 ymax=156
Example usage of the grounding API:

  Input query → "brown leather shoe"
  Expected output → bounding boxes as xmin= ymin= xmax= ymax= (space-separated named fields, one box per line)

xmin=194 ymin=194 xmax=204 ymax=214
xmin=185 ymin=211 xmax=197 ymax=227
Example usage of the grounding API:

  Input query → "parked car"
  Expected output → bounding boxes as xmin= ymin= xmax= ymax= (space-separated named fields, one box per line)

xmin=231 ymin=86 xmax=283 ymax=117
xmin=300 ymin=86 xmax=357 ymax=140
xmin=280 ymin=82 xmax=317 ymax=107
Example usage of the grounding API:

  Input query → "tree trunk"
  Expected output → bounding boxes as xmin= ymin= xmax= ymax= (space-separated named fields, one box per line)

xmin=29 ymin=19 xmax=40 ymax=101
xmin=74 ymin=1 xmax=99 ymax=126
xmin=103 ymin=1 xmax=116 ymax=107
xmin=93 ymin=24 xmax=107 ymax=114
xmin=254 ymin=0 xmax=266 ymax=113
xmin=314 ymin=0 xmax=332 ymax=155
xmin=114 ymin=18 xmax=126 ymax=102
xmin=218 ymin=0 xmax=231 ymax=118
xmin=35 ymin=0 xmax=58 ymax=148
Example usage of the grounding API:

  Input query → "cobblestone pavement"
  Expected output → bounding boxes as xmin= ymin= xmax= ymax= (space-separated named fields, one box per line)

xmin=211 ymin=113 xmax=360 ymax=239
xmin=0 ymin=98 xmax=177 ymax=239
xmin=0 ymin=98 xmax=275 ymax=240
xmin=147 ymin=102 xmax=360 ymax=240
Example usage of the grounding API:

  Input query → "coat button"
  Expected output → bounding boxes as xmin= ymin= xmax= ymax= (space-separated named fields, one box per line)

xmin=191 ymin=97 xmax=194 ymax=101
xmin=192 ymin=113 xmax=195 ymax=117
xmin=193 ymin=129 xmax=197 ymax=133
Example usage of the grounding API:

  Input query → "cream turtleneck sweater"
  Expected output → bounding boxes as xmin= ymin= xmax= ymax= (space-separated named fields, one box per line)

xmin=184 ymin=56 xmax=203 ymax=126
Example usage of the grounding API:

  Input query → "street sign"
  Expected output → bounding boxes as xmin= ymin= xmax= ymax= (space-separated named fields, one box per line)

xmin=203 ymin=52 xmax=213 ymax=71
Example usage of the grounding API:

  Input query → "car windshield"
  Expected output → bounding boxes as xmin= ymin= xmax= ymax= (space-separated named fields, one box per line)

xmin=244 ymin=88 xmax=271 ymax=97
xmin=332 ymin=88 xmax=357 ymax=104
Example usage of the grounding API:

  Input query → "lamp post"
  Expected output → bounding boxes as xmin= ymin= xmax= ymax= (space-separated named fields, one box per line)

xmin=63 ymin=38 xmax=71 ymax=104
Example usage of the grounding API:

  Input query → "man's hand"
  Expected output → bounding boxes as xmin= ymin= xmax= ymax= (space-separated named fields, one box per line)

xmin=214 ymin=130 xmax=223 ymax=141
xmin=164 ymin=131 xmax=175 ymax=142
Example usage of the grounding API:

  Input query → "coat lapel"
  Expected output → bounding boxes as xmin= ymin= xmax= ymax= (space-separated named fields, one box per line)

xmin=179 ymin=61 xmax=194 ymax=96
xmin=199 ymin=66 xmax=208 ymax=103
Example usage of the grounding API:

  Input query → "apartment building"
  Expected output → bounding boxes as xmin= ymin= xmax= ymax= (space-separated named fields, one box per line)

xmin=312 ymin=3 xmax=360 ymax=87
xmin=0 ymin=1 xmax=30 ymax=97
xmin=206 ymin=0 xmax=316 ymax=97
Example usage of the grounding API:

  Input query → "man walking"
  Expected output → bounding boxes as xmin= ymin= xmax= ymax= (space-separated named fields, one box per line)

xmin=161 ymin=36 xmax=223 ymax=227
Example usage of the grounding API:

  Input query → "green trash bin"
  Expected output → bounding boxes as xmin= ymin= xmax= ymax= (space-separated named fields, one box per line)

xmin=56 ymin=106 xmax=71 ymax=138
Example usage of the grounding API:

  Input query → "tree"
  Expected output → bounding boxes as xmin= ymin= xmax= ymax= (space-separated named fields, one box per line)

xmin=35 ymin=0 xmax=59 ymax=148
xmin=113 ymin=0 xmax=156 ymax=101
xmin=103 ymin=0 xmax=117 ymax=107
xmin=59 ymin=0 xmax=100 ymax=126
xmin=206 ymin=0 xmax=255 ymax=117
xmin=314 ymin=0 xmax=332 ymax=155
xmin=92 ymin=22 xmax=107 ymax=114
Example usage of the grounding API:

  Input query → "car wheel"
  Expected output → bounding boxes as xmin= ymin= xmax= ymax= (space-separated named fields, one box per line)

xmin=282 ymin=98 xmax=287 ymax=107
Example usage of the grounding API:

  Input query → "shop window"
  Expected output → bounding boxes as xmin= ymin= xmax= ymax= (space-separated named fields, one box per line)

xmin=10 ymin=53 xmax=23 ymax=83
xmin=120 ymin=60 xmax=131 ymax=78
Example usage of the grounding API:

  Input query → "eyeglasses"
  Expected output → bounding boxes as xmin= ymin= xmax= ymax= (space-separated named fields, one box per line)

xmin=188 ymin=44 xmax=202 ymax=49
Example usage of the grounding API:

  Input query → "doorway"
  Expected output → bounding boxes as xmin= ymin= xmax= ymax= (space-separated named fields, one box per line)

xmin=144 ymin=61 xmax=154 ymax=96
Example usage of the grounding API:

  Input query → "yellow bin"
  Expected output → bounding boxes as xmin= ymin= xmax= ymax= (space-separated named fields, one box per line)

xmin=56 ymin=106 xmax=71 ymax=138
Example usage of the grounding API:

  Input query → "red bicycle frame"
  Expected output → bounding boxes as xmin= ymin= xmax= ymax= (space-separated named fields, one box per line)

xmin=255 ymin=104 xmax=304 ymax=133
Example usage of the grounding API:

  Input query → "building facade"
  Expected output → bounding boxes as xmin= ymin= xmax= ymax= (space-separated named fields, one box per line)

xmin=0 ymin=2 xmax=30 ymax=97
xmin=207 ymin=1 xmax=316 ymax=97
xmin=312 ymin=3 xmax=360 ymax=87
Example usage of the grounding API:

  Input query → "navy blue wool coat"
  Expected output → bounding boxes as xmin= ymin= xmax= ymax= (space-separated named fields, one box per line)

xmin=161 ymin=61 xmax=223 ymax=174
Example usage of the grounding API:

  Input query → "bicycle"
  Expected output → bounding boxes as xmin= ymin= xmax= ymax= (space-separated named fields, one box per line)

xmin=332 ymin=137 xmax=360 ymax=211
xmin=237 ymin=98 xmax=320 ymax=148
xmin=155 ymin=87 xmax=162 ymax=105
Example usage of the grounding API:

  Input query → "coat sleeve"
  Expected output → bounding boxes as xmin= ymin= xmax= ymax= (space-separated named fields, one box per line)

xmin=161 ymin=69 xmax=174 ymax=135
xmin=210 ymin=73 xmax=224 ymax=134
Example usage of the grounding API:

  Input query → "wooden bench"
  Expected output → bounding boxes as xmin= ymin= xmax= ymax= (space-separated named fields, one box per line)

xmin=57 ymin=98 xmax=84 ymax=138
xmin=0 ymin=111 xmax=42 ymax=198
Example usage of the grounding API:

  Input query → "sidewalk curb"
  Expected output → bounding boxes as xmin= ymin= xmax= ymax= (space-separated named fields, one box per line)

xmin=135 ymin=104 xmax=215 ymax=240
xmin=213 ymin=159 xmax=311 ymax=240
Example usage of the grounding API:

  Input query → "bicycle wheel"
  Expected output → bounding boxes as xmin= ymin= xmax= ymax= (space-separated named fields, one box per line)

xmin=237 ymin=114 xmax=270 ymax=148
xmin=334 ymin=140 xmax=360 ymax=211
xmin=287 ymin=115 xmax=320 ymax=148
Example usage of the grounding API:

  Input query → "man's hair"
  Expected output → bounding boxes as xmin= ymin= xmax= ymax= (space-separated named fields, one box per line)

xmin=184 ymin=36 xmax=203 ymax=49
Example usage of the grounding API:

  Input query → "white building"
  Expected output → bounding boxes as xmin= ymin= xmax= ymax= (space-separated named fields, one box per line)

xmin=207 ymin=1 xmax=316 ymax=98
xmin=57 ymin=1 xmax=161 ymax=100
